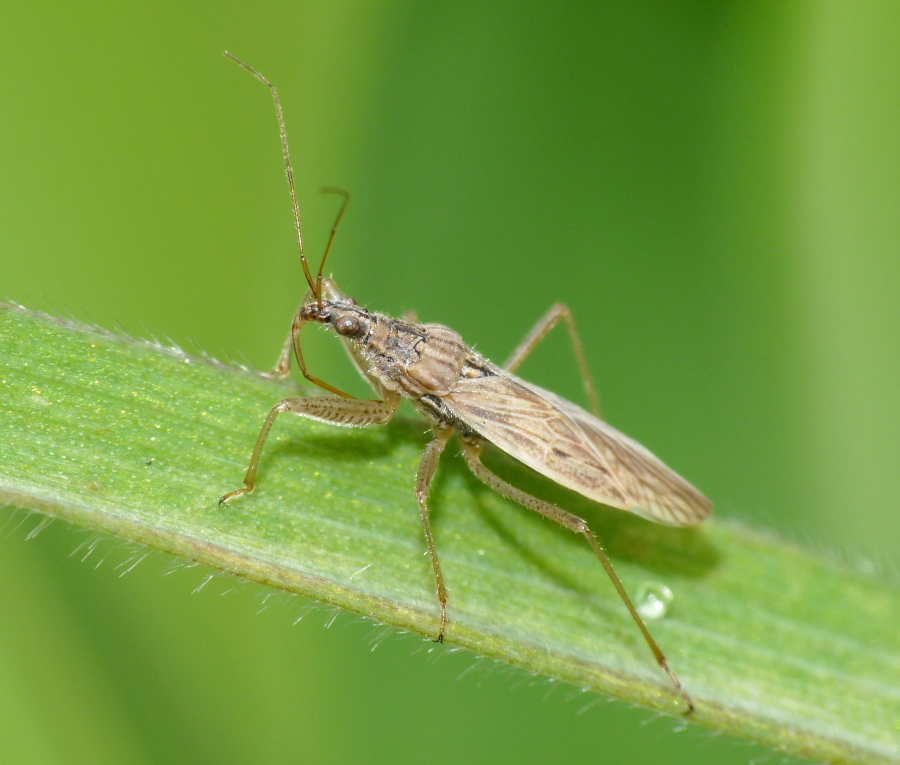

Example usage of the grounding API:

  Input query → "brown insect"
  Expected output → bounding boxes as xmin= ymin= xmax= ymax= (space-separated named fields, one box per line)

xmin=219 ymin=52 xmax=712 ymax=713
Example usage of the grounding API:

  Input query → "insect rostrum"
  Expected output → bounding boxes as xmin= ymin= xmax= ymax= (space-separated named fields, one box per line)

xmin=219 ymin=52 xmax=712 ymax=714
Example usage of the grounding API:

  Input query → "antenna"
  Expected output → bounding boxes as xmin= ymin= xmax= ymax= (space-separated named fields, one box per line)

xmin=223 ymin=52 xmax=317 ymax=298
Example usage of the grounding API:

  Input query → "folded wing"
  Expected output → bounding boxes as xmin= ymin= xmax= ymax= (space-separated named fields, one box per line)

xmin=444 ymin=371 xmax=712 ymax=527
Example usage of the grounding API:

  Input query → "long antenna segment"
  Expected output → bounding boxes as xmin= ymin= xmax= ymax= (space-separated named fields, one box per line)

xmin=223 ymin=51 xmax=317 ymax=298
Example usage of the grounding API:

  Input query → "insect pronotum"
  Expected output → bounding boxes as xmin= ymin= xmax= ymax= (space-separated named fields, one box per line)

xmin=219 ymin=52 xmax=712 ymax=713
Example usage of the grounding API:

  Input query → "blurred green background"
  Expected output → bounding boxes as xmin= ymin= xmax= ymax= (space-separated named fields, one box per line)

xmin=2 ymin=2 xmax=898 ymax=763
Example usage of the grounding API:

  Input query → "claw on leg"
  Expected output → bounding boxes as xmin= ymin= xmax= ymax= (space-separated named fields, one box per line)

xmin=432 ymin=598 xmax=448 ymax=643
xmin=219 ymin=486 xmax=252 ymax=506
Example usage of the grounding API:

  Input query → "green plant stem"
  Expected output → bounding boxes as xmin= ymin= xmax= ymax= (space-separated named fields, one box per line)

xmin=1 ymin=304 xmax=898 ymax=764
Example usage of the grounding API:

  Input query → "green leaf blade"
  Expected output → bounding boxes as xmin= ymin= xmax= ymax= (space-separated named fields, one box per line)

xmin=1 ymin=304 xmax=898 ymax=764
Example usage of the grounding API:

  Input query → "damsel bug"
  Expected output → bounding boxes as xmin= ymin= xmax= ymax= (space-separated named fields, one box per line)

xmin=219 ymin=53 xmax=712 ymax=712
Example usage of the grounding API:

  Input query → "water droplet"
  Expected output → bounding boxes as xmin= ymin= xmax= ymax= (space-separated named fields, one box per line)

xmin=635 ymin=582 xmax=673 ymax=620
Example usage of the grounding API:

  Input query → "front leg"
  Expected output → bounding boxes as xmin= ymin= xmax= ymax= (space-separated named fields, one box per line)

xmin=266 ymin=326 xmax=296 ymax=379
xmin=260 ymin=305 xmax=303 ymax=380
xmin=220 ymin=392 xmax=400 ymax=504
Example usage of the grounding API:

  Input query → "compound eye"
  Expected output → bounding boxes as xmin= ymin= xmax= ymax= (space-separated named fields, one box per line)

xmin=335 ymin=315 xmax=360 ymax=336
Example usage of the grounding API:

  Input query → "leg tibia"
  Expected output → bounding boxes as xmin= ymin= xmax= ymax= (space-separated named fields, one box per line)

xmin=220 ymin=393 xmax=399 ymax=504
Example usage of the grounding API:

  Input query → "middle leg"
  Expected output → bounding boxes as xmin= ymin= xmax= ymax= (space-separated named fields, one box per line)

xmin=414 ymin=425 xmax=453 ymax=641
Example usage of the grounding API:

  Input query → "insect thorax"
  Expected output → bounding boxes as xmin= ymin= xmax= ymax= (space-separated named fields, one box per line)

xmin=348 ymin=314 xmax=468 ymax=400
